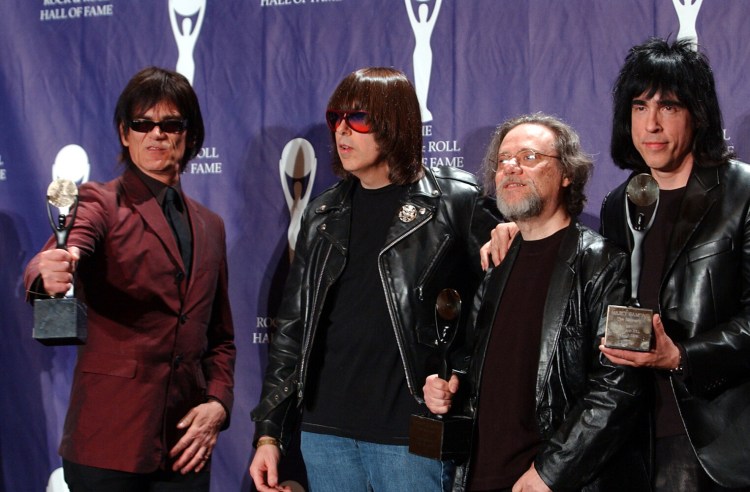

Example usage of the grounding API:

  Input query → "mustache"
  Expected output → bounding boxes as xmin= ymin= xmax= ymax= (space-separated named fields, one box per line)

xmin=497 ymin=177 xmax=527 ymax=188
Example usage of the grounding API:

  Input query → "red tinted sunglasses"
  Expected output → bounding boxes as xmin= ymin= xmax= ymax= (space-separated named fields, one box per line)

xmin=325 ymin=110 xmax=372 ymax=133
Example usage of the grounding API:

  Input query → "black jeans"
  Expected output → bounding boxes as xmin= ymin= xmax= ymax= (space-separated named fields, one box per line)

xmin=62 ymin=459 xmax=211 ymax=492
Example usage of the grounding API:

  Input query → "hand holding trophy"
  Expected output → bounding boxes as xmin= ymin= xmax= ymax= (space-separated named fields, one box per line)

xmin=605 ymin=173 xmax=659 ymax=352
xmin=409 ymin=288 xmax=472 ymax=460
xmin=32 ymin=178 xmax=88 ymax=345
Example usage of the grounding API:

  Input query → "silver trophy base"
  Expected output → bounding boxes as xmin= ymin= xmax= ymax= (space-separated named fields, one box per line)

xmin=33 ymin=297 xmax=88 ymax=346
xmin=605 ymin=305 xmax=652 ymax=352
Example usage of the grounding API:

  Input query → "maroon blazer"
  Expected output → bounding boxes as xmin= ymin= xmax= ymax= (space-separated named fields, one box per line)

xmin=25 ymin=167 xmax=235 ymax=473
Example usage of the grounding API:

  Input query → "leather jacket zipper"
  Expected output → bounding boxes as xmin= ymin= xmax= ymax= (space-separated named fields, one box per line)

xmin=416 ymin=234 xmax=452 ymax=301
xmin=297 ymin=242 xmax=337 ymax=401
xmin=378 ymin=212 xmax=433 ymax=398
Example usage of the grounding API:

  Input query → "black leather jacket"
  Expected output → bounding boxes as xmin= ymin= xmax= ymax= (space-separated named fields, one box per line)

xmin=252 ymin=167 xmax=499 ymax=450
xmin=453 ymin=222 xmax=649 ymax=492
xmin=600 ymin=161 xmax=750 ymax=488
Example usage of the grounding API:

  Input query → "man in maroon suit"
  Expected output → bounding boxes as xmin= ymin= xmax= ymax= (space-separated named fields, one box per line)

xmin=24 ymin=67 xmax=235 ymax=491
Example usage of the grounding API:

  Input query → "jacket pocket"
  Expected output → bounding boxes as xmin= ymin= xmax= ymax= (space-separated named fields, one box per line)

xmin=687 ymin=237 xmax=732 ymax=263
xmin=193 ymin=361 xmax=207 ymax=391
xmin=78 ymin=352 xmax=137 ymax=379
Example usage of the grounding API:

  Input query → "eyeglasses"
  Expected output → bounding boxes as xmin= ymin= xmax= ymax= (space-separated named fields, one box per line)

xmin=325 ymin=110 xmax=372 ymax=133
xmin=493 ymin=149 xmax=560 ymax=172
xmin=128 ymin=119 xmax=188 ymax=134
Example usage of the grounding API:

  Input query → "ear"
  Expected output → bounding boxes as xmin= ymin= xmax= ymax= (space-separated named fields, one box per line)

xmin=119 ymin=123 xmax=129 ymax=148
xmin=561 ymin=175 xmax=571 ymax=188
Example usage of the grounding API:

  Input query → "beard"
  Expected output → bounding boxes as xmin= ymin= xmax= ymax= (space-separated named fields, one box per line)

xmin=496 ymin=181 xmax=544 ymax=221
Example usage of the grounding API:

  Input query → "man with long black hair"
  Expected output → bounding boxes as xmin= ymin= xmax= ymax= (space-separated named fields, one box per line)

xmin=599 ymin=38 xmax=750 ymax=491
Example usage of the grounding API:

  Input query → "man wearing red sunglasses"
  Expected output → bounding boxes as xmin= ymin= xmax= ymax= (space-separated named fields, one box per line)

xmin=250 ymin=67 xmax=500 ymax=492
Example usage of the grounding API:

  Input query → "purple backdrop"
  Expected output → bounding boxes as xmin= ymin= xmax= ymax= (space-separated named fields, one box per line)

xmin=1 ymin=1 xmax=749 ymax=490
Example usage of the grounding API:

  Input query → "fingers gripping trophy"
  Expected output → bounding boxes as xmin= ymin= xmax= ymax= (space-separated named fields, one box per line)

xmin=409 ymin=289 xmax=472 ymax=460
xmin=604 ymin=173 xmax=659 ymax=352
xmin=33 ymin=178 xmax=87 ymax=345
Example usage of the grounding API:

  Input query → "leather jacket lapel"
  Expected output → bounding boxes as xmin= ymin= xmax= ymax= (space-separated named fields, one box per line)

xmin=663 ymin=166 xmax=719 ymax=281
xmin=537 ymin=222 xmax=578 ymax=399
xmin=481 ymin=238 xmax=521 ymax=333
xmin=383 ymin=171 xmax=439 ymax=249
xmin=315 ymin=180 xmax=353 ymax=256
xmin=470 ymin=237 xmax=521 ymax=393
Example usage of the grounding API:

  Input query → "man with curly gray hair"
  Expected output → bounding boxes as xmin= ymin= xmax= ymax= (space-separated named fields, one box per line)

xmin=425 ymin=113 xmax=649 ymax=491
xmin=479 ymin=112 xmax=592 ymax=221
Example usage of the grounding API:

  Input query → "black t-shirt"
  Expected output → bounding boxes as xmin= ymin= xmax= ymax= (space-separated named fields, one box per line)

xmin=301 ymin=180 xmax=422 ymax=444
xmin=469 ymin=228 xmax=565 ymax=490
xmin=638 ymin=187 xmax=687 ymax=438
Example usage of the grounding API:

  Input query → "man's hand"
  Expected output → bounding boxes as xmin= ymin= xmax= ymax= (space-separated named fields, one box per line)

xmin=249 ymin=439 xmax=291 ymax=492
xmin=513 ymin=463 xmax=552 ymax=492
xmin=422 ymin=374 xmax=459 ymax=415
xmin=599 ymin=314 xmax=681 ymax=370
xmin=169 ymin=400 xmax=226 ymax=474
xmin=38 ymin=246 xmax=80 ymax=296
xmin=480 ymin=223 xmax=519 ymax=270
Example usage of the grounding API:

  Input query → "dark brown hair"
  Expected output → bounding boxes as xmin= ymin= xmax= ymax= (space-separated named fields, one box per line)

xmin=327 ymin=67 xmax=423 ymax=185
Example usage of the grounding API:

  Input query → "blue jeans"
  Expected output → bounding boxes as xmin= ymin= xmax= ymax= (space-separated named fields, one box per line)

xmin=300 ymin=431 xmax=454 ymax=492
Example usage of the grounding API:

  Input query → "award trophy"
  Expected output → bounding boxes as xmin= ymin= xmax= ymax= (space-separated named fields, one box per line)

xmin=605 ymin=173 xmax=659 ymax=351
xmin=409 ymin=288 xmax=472 ymax=460
xmin=33 ymin=178 xmax=87 ymax=345
xmin=279 ymin=138 xmax=316 ymax=262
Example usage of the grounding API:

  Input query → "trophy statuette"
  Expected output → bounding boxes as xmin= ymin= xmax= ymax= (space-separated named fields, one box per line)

xmin=605 ymin=173 xmax=658 ymax=352
xmin=409 ymin=288 xmax=472 ymax=461
xmin=33 ymin=178 xmax=88 ymax=345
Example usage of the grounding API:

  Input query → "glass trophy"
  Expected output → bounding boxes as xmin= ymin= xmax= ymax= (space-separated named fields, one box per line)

xmin=33 ymin=178 xmax=87 ymax=345
xmin=605 ymin=173 xmax=659 ymax=352
xmin=409 ymin=288 xmax=472 ymax=460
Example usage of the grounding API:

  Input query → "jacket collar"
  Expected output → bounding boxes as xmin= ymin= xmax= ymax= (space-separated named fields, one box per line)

xmin=313 ymin=179 xmax=354 ymax=255
xmin=383 ymin=169 xmax=440 ymax=248
xmin=320 ymin=168 xmax=441 ymax=205
xmin=119 ymin=167 xmax=192 ymax=286
xmin=408 ymin=168 xmax=442 ymax=200
xmin=315 ymin=169 xmax=441 ymax=254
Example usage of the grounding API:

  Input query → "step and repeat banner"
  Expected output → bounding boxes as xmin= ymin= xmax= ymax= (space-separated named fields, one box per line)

xmin=1 ymin=1 xmax=749 ymax=490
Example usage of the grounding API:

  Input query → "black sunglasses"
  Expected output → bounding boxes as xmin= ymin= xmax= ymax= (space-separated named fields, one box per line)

xmin=128 ymin=119 xmax=188 ymax=134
